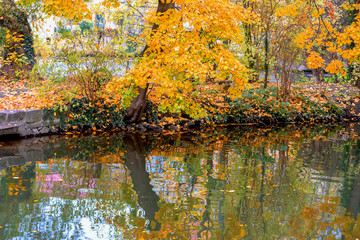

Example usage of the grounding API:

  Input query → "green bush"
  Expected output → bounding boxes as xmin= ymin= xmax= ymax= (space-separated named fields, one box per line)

xmin=0 ymin=27 xmax=6 ymax=46
xmin=67 ymin=98 xmax=126 ymax=129
xmin=43 ymin=98 xmax=126 ymax=130
xmin=79 ymin=21 xmax=93 ymax=33
xmin=228 ymin=86 xmax=343 ymax=123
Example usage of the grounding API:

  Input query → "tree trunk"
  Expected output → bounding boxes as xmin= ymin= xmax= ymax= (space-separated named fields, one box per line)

xmin=312 ymin=67 xmax=324 ymax=83
xmin=264 ymin=30 xmax=269 ymax=89
xmin=242 ymin=0 xmax=257 ymax=83
xmin=125 ymin=0 xmax=176 ymax=123
xmin=244 ymin=22 xmax=256 ymax=82
xmin=0 ymin=0 xmax=35 ymax=77
xmin=281 ymin=63 xmax=291 ymax=101
xmin=125 ymin=85 xmax=149 ymax=123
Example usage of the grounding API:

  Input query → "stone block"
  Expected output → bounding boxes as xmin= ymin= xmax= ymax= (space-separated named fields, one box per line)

xmin=0 ymin=112 xmax=7 ymax=123
xmin=40 ymin=127 xmax=49 ymax=134
xmin=25 ymin=110 xmax=43 ymax=124
xmin=7 ymin=111 xmax=25 ymax=123
xmin=27 ymin=122 xmax=43 ymax=129
xmin=44 ymin=118 xmax=61 ymax=127
xmin=30 ymin=128 xmax=40 ymax=135
xmin=0 ymin=109 xmax=61 ymax=137
xmin=0 ymin=122 xmax=22 ymax=136
xmin=16 ymin=126 xmax=28 ymax=137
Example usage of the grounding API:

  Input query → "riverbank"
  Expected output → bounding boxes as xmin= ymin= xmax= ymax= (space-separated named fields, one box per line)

xmin=1 ymin=81 xmax=360 ymax=138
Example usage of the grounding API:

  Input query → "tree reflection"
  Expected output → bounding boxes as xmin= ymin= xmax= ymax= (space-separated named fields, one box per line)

xmin=0 ymin=124 xmax=360 ymax=239
xmin=123 ymin=134 xmax=161 ymax=231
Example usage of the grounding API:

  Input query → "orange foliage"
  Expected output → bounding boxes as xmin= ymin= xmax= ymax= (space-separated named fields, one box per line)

xmin=104 ymin=0 xmax=253 ymax=119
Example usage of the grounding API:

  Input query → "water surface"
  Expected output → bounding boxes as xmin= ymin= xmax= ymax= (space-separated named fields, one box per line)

xmin=0 ymin=124 xmax=360 ymax=239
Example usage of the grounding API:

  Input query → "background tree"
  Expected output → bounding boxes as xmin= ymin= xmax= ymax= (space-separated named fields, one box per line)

xmin=296 ymin=0 xmax=360 ymax=84
xmin=0 ymin=0 xmax=35 ymax=76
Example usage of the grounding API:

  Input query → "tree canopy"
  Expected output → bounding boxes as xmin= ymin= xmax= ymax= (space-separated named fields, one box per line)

xmin=1 ymin=0 xmax=360 ymax=124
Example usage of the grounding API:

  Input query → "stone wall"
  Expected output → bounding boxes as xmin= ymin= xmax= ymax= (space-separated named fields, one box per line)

xmin=0 ymin=109 xmax=61 ymax=138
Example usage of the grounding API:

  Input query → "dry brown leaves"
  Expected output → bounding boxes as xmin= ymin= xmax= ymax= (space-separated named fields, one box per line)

xmin=0 ymin=77 xmax=47 ymax=110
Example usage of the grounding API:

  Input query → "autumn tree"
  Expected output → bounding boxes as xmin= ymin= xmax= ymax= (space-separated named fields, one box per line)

xmin=122 ymin=0 xmax=177 ymax=123
xmin=296 ymin=0 xmax=360 ymax=84
xmin=105 ymin=0 xmax=252 ymax=122
xmin=0 ymin=0 xmax=94 ymax=77
xmin=236 ymin=0 xmax=311 ymax=99
xmin=0 ymin=0 xmax=252 ymax=123
xmin=0 ymin=0 xmax=35 ymax=76
xmin=235 ymin=0 xmax=360 ymax=100
xmin=345 ymin=0 xmax=360 ymax=84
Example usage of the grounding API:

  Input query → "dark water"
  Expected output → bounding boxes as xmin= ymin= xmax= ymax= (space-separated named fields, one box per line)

xmin=1 ymin=124 xmax=360 ymax=239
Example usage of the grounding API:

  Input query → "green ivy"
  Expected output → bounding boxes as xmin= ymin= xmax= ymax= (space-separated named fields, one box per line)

xmin=228 ymin=86 xmax=343 ymax=123
xmin=67 ymin=98 xmax=126 ymax=129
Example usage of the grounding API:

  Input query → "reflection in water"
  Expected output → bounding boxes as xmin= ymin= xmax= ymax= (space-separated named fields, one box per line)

xmin=0 ymin=124 xmax=360 ymax=239
xmin=124 ymin=134 xmax=161 ymax=231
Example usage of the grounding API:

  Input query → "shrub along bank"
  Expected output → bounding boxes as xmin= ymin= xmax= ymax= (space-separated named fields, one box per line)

xmin=45 ymin=84 xmax=360 ymax=133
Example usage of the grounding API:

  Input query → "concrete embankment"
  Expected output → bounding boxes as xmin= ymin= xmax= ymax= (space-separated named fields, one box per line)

xmin=0 ymin=109 xmax=60 ymax=138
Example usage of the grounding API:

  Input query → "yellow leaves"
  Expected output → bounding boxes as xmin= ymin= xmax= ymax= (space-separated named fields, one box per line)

xmin=306 ymin=52 xmax=325 ymax=69
xmin=295 ymin=27 xmax=314 ymax=49
xmin=275 ymin=4 xmax=299 ymax=17
xmin=325 ymin=41 xmax=337 ymax=53
xmin=101 ymin=0 xmax=120 ymax=9
xmin=342 ymin=2 xmax=357 ymax=11
xmin=325 ymin=60 xmax=346 ymax=76
xmin=294 ymin=0 xmax=358 ymax=69
xmin=102 ymin=76 xmax=135 ymax=108
xmin=104 ymin=0 xmax=251 ymax=119
xmin=311 ymin=8 xmax=324 ymax=18
xmin=0 ymin=78 xmax=46 ymax=111
xmin=322 ymin=20 xmax=334 ymax=33
xmin=336 ymin=21 xmax=360 ymax=62
xmin=42 ymin=0 xmax=92 ymax=22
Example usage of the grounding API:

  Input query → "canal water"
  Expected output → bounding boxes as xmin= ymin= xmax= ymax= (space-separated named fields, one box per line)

xmin=0 ymin=124 xmax=360 ymax=239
